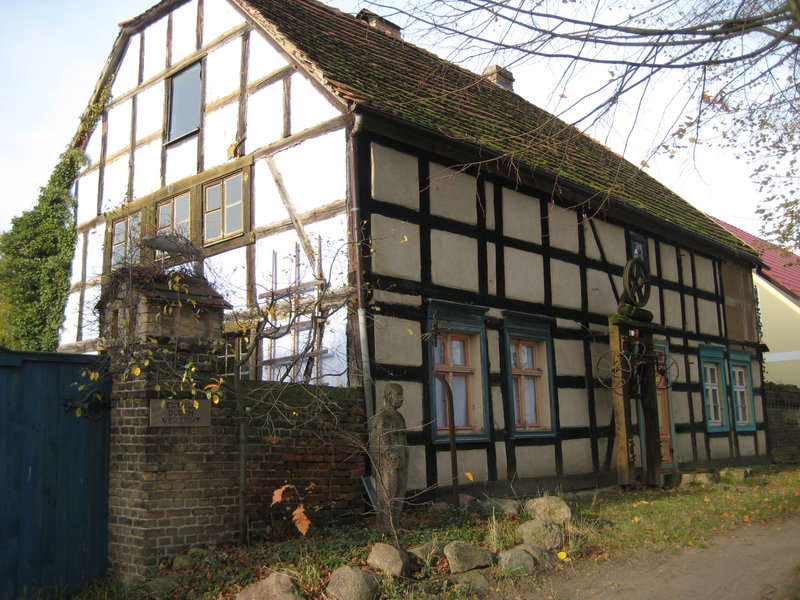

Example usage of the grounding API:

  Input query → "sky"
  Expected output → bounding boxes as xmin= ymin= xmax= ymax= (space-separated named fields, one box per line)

xmin=0 ymin=0 xmax=766 ymax=239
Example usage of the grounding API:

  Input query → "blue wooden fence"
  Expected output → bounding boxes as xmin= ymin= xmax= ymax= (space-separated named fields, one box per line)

xmin=0 ymin=349 xmax=110 ymax=599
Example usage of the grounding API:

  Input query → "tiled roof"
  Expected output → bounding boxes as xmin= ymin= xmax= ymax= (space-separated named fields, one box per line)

xmin=712 ymin=218 xmax=800 ymax=298
xmin=242 ymin=0 xmax=754 ymax=257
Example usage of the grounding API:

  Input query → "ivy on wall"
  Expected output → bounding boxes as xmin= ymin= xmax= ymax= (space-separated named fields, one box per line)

xmin=0 ymin=87 xmax=108 ymax=351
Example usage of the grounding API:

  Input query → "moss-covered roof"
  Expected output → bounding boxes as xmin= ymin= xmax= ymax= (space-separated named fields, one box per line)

xmin=243 ymin=0 xmax=753 ymax=258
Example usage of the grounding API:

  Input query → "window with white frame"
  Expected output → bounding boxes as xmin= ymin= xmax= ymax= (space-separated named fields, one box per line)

xmin=699 ymin=346 xmax=729 ymax=431
xmin=111 ymin=211 xmax=140 ymax=268
xmin=729 ymin=350 xmax=755 ymax=430
xmin=503 ymin=313 xmax=556 ymax=436
xmin=204 ymin=172 xmax=244 ymax=244
xmin=428 ymin=302 xmax=489 ymax=441
xmin=155 ymin=193 xmax=191 ymax=259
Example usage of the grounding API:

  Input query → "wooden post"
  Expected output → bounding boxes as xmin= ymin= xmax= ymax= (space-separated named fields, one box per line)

xmin=609 ymin=319 xmax=635 ymax=487
xmin=639 ymin=332 xmax=662 ymax=486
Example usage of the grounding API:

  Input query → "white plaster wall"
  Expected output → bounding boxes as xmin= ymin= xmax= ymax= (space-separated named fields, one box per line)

xmin=561 ymin=438 xmax=593 ymax=474
xmin=431 ymin=229 xmax=478 ymax=291
xmin=502 ymin=189 xmax=541 ymax=243
xmin=407 ymin=445 xmax=426 ymax=489
xmin=583 ymin=224 xmax=602 ymax=261
xmin=290 ymin=73 xmax=340 ymax=133
xmin=674 ymin=433 xmax=692 ymax=465
xmin=246 ymin=83 xmax=284 ymax=153
xmin=70 ymin=234 xmax=85 ymax=286
xmin=553 ymin=339 xmax=584 ymax=376
xmin=548 ymin=206 xmax=579 ymax=253
xmin=757 ymin=431 xmax=766 ymax=453
xmin=272 ymin=130 xmax=347 ymax=213
xmin=373 ymin=315 xmax=422 ymax=367
xmin=106 ymin=99 xmax=132 ymax=157
xmin=738 ymin=435 xmax=755 ymax=456
xmin=85 ymin=226 xmax=105 ymax=280
xmin=136 ymin=82 xmax=164 ymax=141
xmin=662 ymin=289 xmax=683 ymax=329
xmin=112 ymin=34 xmax=140 ymax=97
xmin=490 ymin=387 xmax=504 ymax=430
xmin=376 ymin=380 xmax=424 ymax=432
xmin=550 ymin=259 xmax=581 ymax=309
xmin=171 ymin=0 xmax=198 ymax=62
xmin=370 ymin=215 xmax=420 ymax=281
xmin=587 ymin=268 xmax=619 ymax=315
xmin=101 ymin=154 xmax=130 ymax=212
xmin=204 ymin=102 xmax=239 ymax=168
xmin=515 ymin=445 xmax=556 ymax=478
xmin=709 ymin=436 xmax=730 ymax=460
xmin=594 ymin=387 xmax=614 ymax=427
xmin=165 ymin=137 xmax=198 ymax=184
xmin=372 ymin=290 xmax=421 ymax=307
xmin=203 ymin=0 xmax=245 ymax=44
xmin=558 ymin=388 xmax=589 ymax=428
xmin=133 ymin=141 xmax=162 ymax=199
xmin=429 ymin=164 xmax=477 ymax=225
xmin=85 ymin=127 xmax=102 ymax=166
xmin=76 ymin=170 xmax=99 ymax=225
xmin=483 ymin=182 xmax=495 ymax=230
xmin=589 ymin=220 xmax=627 ymax=266
xmin=683 ymin=296 xmax=697 ymax=333
xmin=695 ymin=256 xmax=716 ymax=293
xmin=437 ymin=449 xmax=487 ymax=487
xmin=248 ymin=33 xmax=287 ymax=83
xmin=60 ymin=291 xmax=81 ymax=345
xmin=681 ymin=254 xmax=694 ymax=288
xmin=206 ymin=245 xmax=248 ymax=310
xmin=252 ymin=158 xmax=286 ymax=228
xmin=82 ymin=285 xmax=101 ymax=340
xmin=486 ymin=329 xmax=500 ymax=374
xmin=660 ymin=243 xmax=679 ymax=282
xmin=371 ymin=144 xmax=419 ymax=210
xmin=504 ymin=247 xmax=545 ymax=303
xmin=142 ymin=16 xmax=168 ymax=83
xmin=697 ymin=299 xmax=720 ymax=336
xmin=206 ymin=38 xmax=242 ymax=105
xmin=670 ymin=392 xmax=690 ymax=424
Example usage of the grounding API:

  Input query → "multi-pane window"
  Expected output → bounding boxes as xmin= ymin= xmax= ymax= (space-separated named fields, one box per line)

xmin=427 ymin=302 xmax=489 ymax=441
xmin=510 ymin=339 xmax=542 ymax=429
xmin=204 ymin=173 xmax=243 ymax=243
xmin=111 ymin=212 xmax=140 ymax=268
xmin=167 ymin=62 xmax=202 ymax=142
xmin=729 ymin=350 xmax=755 ymax=430
xmin=263 ymin=323 xmax=314 ymax=382
xmin=434 ymin=334 xmax=473 ymax=429
xmin=157 ymin=193 xmax=190 ymax=238
xmin=221 ymin=332 xmax=251 ymax=381
xmin=503 ymin=313 xmax=556 ymax=436
xmin=699 ymin=346 xmax=728 ymax=431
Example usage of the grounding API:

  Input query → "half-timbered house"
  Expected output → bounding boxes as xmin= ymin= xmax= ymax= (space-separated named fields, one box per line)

xmin=60 ymin=0 xmax=768 ymax=493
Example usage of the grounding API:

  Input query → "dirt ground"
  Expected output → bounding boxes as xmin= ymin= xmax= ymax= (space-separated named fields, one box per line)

xmin=499 ymin=517 xmax=800 ymax=600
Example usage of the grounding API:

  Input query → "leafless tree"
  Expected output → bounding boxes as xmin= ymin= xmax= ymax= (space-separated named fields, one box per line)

xmin=367 ymin=0 xmax=800 ymax=248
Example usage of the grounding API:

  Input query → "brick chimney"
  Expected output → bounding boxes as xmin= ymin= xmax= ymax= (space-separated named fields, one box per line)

xmin=356 ymin=9 xmax=402 ymax=39
xmin=483 ymin=65 xmax=515 ymax=92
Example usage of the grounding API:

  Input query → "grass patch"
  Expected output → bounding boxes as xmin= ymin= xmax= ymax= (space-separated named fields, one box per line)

xmin=60 ymin=465 xmax=800 ymax=600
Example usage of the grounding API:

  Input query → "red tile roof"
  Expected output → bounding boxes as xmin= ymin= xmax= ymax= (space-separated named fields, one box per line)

xmin=712 ymin=218 xmax=800 ymax=298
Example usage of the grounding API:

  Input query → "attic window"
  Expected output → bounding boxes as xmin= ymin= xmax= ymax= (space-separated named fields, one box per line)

xmin=356 ymin=9 xmax=402 ymax=39
xmin=167 ymin=62 xmax=202 ymax=142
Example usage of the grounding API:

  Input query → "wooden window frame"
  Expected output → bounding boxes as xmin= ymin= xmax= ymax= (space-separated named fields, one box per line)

xmin=203 ymin=171 xmax=245 ymax=245
xmin=510 ymin=339 xmax=542 ymax=429
xmin=699 ymin=345 xmax=730 ymax=432
xmin=110 ymin=211 xmax=141 ymax=268
xmin=729 ymin=350 xmax=756 ymax=431
xmin=427 ymin=301 xmax=490 ymax=443
xmin=166 ymin=61 xmax=203 ymax=144
xmin=503 ymin=312 xmax=557 ymax=438
xmin=434 ymin=333 xmax=475 ymax=430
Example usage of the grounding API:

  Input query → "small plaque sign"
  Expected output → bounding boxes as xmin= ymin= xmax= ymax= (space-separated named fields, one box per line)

xmin=150 ymin=398 xmax=211 ymax=427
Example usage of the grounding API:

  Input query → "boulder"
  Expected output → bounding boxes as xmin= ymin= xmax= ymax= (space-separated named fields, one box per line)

xmin=408 ymin=538 xmax=446 ymax=565
xmin=144 ymin=574 xmax=181 ymax=600
xmin=326 ymin=566 xmax=379 ymax=600
xmin=443 ymin=541 xmax=492 ymax=574
xmin=367 ymin=543 xmax=410 ymax=578
xmin=523 ymin=496 xmax=572 ymax=524
xmin=518 ymin=544 xmax=558 ymax=569
xmin=453 ymin=570 xmax=492 ymax=596
xmin=518 ymin=519 xmax=563 ymax=551
xmin=237 ymin=572 xmax=301 ymax=600
xmin=459 ymin=494 xmax=479 ymax=507
xmin=497 ymin=546 xmax=536 ymax=575
xmin=481 ymin=498 xmax=522 ymax=516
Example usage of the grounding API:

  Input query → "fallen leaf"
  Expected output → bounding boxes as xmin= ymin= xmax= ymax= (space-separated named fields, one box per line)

xmin=465 ymin=472 xmax=474 ymax=481
xmin=293 ymin=504 xmax=311 ymax=535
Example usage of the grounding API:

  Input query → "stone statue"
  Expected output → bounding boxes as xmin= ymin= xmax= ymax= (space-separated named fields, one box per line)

xmin=369 ymin=383 xmax=409 ymax=530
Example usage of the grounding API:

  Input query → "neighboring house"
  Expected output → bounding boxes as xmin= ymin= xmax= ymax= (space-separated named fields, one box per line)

xmin=60 ymin=0 xmax=767 ymax=492
xmin=713 ymin=218 xmax=800 ymax=386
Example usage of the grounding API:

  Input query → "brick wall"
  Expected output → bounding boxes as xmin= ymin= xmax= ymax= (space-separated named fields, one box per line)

xmin=765 ymin=382 xmax=800 ymax=464
xmin=101 ymin=274 xmax=366 ymax=581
